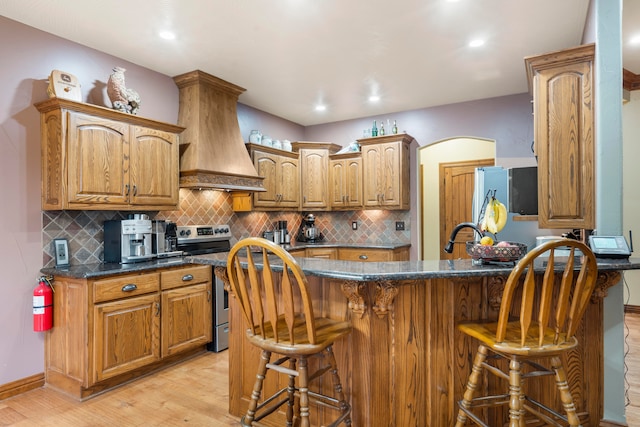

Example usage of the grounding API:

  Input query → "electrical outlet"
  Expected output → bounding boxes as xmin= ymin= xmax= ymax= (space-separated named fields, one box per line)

xmin=395 ymin=221 xmax=405 ymax=231
xmin=352 ymin=221 xmax=358 ymax=230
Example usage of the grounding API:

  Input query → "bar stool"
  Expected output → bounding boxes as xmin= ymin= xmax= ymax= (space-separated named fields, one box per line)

xmin=455 ymin=239 xmax=598 ymax=427
xmin=227 ymin=237 xmax=352 ymax=427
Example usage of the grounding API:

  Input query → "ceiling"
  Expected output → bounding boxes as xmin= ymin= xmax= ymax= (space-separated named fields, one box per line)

xmin=1 ymin=0 xmax=637 ymax=126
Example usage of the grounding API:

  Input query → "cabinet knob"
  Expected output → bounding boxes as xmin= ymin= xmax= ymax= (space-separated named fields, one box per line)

xmin=182 ymin=274 xmax=194 ymax=282
xmin=121 ymin=283 xmax=137 ymax=292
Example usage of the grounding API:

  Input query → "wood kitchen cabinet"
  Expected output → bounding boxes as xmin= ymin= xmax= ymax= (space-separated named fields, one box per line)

xmin=525 ymin=44 xmax=595 ymax=229
xmin=358 ymin=134 xmax=412 ymax=210
xmin=45 ymin=265 xmax=211 ymax=400
xmin=293 ymin=141 xmax=341 ymax=211
xmin=248 ymin=143 xmax=299 ymax=210
xmin=338 ymin=247 xmax=409 ymax=261
xmin=160 ymin=265 xmax=212 ymax=357
xmin=35 ymin=98 xmax=183 ymax=211
xmin=329 ymin=152 xmax=363 ymax=210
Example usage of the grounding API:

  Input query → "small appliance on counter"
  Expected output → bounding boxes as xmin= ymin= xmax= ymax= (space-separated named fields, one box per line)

xmin=104 ymin=217 xmax=154 ymax=263
xmin=296 ymin=213 xmax=324 ymax=243
xmin=152 ymin=220 xmax=183 ymax=259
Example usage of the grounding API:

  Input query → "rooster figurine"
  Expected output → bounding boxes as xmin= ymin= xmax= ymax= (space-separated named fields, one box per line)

xmin=107 ymin=67 xmax=141 ymax=114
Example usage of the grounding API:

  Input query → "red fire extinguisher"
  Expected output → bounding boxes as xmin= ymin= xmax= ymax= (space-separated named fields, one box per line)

xmin=33 ymin=276 xmax=53 ymax=332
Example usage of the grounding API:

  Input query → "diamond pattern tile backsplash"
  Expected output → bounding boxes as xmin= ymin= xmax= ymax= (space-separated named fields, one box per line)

xmin=42 ymin=188 xmax=410 ymax=267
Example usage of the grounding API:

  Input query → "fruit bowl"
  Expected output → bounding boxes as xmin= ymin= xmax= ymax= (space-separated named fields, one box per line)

xmin=466 ymin=241 xmax=528 ymax=263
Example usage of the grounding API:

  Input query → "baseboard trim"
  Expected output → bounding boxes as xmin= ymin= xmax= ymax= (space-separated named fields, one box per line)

xmin=0 ymin=373 xmax=44 ymax=401
xmin=625 ymin=305 xmax=640 ymax=315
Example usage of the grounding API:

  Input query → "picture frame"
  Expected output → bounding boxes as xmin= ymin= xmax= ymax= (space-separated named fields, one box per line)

xmin=53 ymin=238 xmax=70 ymax=267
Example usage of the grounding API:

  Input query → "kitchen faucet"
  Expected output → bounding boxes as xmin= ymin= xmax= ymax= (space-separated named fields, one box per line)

xmin=443 ymin=222 xmax=485 ymax=253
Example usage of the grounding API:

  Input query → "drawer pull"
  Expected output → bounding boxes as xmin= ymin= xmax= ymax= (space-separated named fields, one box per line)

xmin=359 ymin=254 xmax=368 ymax=260
xmin=155 ymin=302 xmax=160 ymax=317
xmin=121 ymin=284 xmax=137 ymax=292
xmin=182 ymin=274 xmax=194 ymax=282
xmin=207 ymin=290 xmax=212 ymax=302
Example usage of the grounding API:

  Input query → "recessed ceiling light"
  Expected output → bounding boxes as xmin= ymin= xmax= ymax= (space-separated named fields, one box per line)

xmin=369 ymin=95 xmax=380 ymax=102
xmin=159 ymin=31 xmax=176 ymax=40
xmin=315 ymin=104 xmax=326 ymax=112
xmin=469 ymin=39 xmax=485 ymax=48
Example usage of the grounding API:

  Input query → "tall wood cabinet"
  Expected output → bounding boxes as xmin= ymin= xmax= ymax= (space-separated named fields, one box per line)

xmin=294 ymin=142 xmax=341 ymax=211
xmin=525 ymin=44 xmax=595 ymax=229
xmin=45 ymin=265 xmax=211 ymax=400
xmin=35 ymin=98 xmax=183 ymax=211
xmin=358 ymin=134 xmax=411 ymax=210
xmin=247 ymin=143 xmax=299 ymax=210
xmin=329 ymin=152 xmax=363 ymax=210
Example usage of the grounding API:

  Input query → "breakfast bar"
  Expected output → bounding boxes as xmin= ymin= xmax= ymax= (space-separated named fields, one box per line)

xmin=191 ymin=253 xmax=640 ymax=427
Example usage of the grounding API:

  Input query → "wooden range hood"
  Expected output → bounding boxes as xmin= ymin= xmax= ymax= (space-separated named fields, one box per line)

xmin=173 ymin=70 xmax=265 ymax=191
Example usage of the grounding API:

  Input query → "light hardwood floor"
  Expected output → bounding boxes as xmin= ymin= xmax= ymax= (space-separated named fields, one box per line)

xmin=2 ymin=314 xmax=640 ymax=426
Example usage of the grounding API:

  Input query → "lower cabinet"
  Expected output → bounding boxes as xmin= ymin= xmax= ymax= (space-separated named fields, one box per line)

xmin=45 ymin=265 xmax=212 ymax=400
xmin=288 ymin=246 xmax=409 ymax=261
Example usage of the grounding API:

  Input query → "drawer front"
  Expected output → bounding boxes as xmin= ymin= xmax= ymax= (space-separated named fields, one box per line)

xmin=93 ymin=273 xmax=160 ymax=303
xmin=161 ymin=265 xmax=212 ymax=290
xmin=338 ymin=248 xmax=392 ymax=262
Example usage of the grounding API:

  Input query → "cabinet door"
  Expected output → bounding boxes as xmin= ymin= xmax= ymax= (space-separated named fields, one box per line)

xmin=362 ymin=144 xmax=384 ymax=207
xmin=300 ymin=149 xmax=330 ymax=210
xmin=129 ymin=126 xmax=179 ymax=208
xmin=67 ymin=113 xmax=129 ymax=206
xmin=330 ymin=160 xmax=347 ymax=208
xmin=345 ymin=157 xmax=363 ymax=209
xmin=161 ymin=282 xmax=212 ymax=357
xmin=253 ymin=151 xmax=279 ymax=208
xmin=93 ymin=293 xmax=160 ymax=382
xmin=278 ymin=157 xmax=300 ymax=208
xmin=531 ymin=48 xmax=595 ymax=229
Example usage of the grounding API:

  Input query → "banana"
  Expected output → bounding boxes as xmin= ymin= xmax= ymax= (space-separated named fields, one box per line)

xmin=484 ymin=198 xmax=498 ymax=234
xmin=494 ymin=200 xmax=508 ymax=233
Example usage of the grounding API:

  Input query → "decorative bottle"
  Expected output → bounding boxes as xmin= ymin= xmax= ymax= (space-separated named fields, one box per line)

xmin=392 ymin=120 xmax=398 ymax=134
xmin=371 ymin=120 xmax=378 ymax=137
xmin=379 ymin=121 xmax=385 ymax=136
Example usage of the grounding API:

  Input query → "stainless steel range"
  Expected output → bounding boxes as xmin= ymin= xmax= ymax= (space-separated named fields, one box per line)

xmin=176 ymin=224 xmax=231 ymax=352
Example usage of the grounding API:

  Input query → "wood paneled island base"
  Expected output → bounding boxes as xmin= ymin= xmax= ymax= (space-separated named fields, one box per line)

xmin=205 ymin=257 xmax=636 ymax=427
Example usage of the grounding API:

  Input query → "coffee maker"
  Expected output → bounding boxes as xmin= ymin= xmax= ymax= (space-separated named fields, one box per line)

xmin=152 ymin=220 xmax=182 ymax=258
xmin=104 ymin=218 xmax=154 ymax=263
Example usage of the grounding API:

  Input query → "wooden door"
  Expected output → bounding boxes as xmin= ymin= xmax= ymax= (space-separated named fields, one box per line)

xmin=129 ymin=126 xmax=179 ymax=208
xmin=300 ymin=149 xmax=329 ymax=210
xmin=345 ymin=157 xmax=363 ymax=209
xmin=329 ymin=159 xmax=346 ymax=208
xmin=93 ymin=293 xmax=160 ymax=382
xmin=161 ymin=282 xmax=212 ymax=357
xmin=67 ymin=113 xmax=129 ymax=206
xmin=253 ymin=151 xmax=279 ymax=208
xmin=277 ymin=156 xmax=300 ymax=208
xmin=439 ymin=159 xmax=494 ymax=260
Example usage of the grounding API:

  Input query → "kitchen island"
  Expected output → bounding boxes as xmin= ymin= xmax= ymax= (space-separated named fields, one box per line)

xmin=191 ymin=253 xmax=640 ymax=427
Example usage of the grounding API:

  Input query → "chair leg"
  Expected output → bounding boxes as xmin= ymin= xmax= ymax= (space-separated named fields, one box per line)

xmin=456 ymin=345 xmax=489 ymax=427
xmin=508 ymin=358 xmax=523 ymax=427
xmin=324 ymin=346 xmax=352 ymax=426
xmin=298 ymin=356 xmax=310 ymax=427
xmin=286 ymin=358 xmax=297 ymax=427
xmin=242 ymin=350 xmax=271 ymax=426
xmin=551 ymin=356 xmax=582 ymax=427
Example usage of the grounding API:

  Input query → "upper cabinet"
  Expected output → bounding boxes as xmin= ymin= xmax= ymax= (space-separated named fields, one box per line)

xmin=329 ymin=152 xmax=363 ymax=210
xmin=294 ymin=142 xmax=340 ymax=211
xmin=247 ymin=143 xmax=299 ymax=210
xmin=358 ymin=134 xmax=412 ymax=210
xmin=36 ymin=98 xmax=183 ymax=211
xmin=525 ymin=44 xmax=595 ymax=229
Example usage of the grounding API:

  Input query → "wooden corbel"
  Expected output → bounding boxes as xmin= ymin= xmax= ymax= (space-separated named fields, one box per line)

xmin=340 ymin=280 xmax=367 ymax=318
xmin=372 ymin=281 xmax=399 ymax=318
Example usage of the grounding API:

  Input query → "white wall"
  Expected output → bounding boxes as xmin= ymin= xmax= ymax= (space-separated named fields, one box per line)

xmin=623 ymin=91 xmax=640 ymax=305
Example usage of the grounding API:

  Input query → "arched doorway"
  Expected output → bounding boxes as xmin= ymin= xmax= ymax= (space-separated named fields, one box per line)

xmin=417 ymin=137 xmax=495 ymax=260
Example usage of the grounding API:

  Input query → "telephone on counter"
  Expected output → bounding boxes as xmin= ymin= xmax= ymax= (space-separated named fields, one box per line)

xmin=588 ymin=234 xmax=632 ymax=259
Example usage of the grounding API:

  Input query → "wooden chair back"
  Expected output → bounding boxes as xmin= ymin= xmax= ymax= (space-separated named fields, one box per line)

xmin=496 ymin=238 xmax=598 ymax=347
xmin=227 ymin=237 xmax=318 ymax=346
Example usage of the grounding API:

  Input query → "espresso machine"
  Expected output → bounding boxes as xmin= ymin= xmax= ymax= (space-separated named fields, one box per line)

xmin=104 ymin=218 xmax=154 ymax=263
